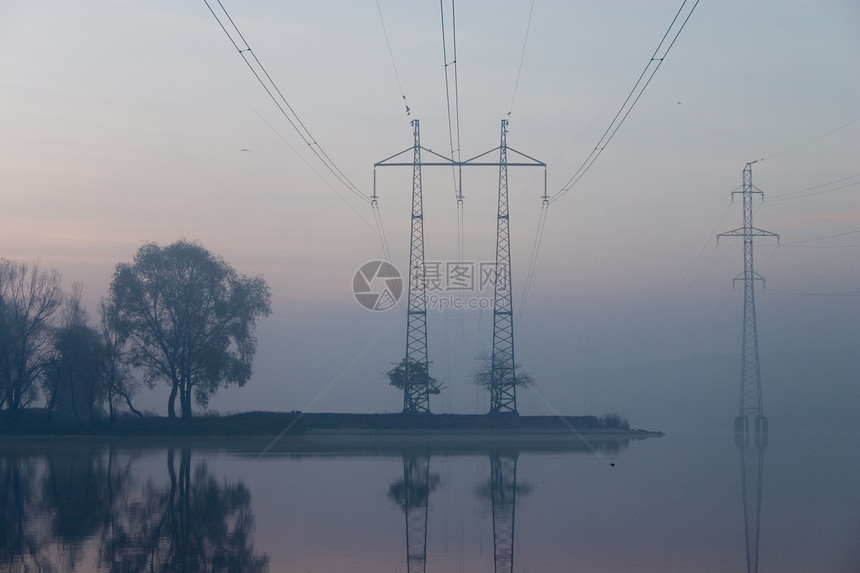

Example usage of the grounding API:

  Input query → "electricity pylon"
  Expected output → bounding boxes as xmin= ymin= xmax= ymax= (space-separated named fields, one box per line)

xmin=403 ymin=119 xmax=431 ymax=413
xmin=490 ymin=119 xmax=517 ymax=414
xmin=718 ymin=161 xmax=778 ymax=439
xmin=373 ymin=119 xmax=545 ymax=414
xmin=737 ymin=432 xmax=766 ymax=572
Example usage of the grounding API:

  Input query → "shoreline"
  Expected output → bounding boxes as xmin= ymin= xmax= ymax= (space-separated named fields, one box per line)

xmin=0 ymin=410 xmax=662 ymax=442
xmin=0 ymin=427 xmax=662 ymax=456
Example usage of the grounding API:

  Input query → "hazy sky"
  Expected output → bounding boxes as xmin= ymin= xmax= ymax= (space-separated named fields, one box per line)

xmin=1 ymin=1 xmax=858 ymax=432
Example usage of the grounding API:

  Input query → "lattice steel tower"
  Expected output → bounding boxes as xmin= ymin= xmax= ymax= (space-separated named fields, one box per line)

xmin=403 ymin=119 xmax=431 ymax=413
xmin=374 ymin=119 xmax=543 ymax=414
xmin=490 ymin=119 xmax=517 ymax=414
xmin=718 ymin=162 xmax=778 ymax=438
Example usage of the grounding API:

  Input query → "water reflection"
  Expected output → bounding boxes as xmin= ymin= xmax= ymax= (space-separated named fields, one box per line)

xmin=1 ymin=434 xmax=642 ymax=572
xmin=0 ymin=445 xmax=269 ymax=572
xmin=387 ymin=447 xmax=539 ymax=573
xmin=0 ymin=451 xmax=43 ymax=570
xmin=388 ymin=455 xmax=439 ymax=573
xmin=108 ymin=448 xmax=268 ymax=572
xmin=477 ymin=453 xmax=532 ymax=573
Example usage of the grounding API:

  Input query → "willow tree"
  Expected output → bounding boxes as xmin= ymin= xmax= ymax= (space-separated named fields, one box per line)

xmin=109 ymin=240 xmax=271 ymax=419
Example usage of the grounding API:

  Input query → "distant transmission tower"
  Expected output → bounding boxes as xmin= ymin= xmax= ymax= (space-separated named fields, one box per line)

xmin=490 ymin=119 xmax=517 ymax=414
xmin=718 ymin=161 xmax=778 ymax=439
xmin=403 ymin=119 xmax=431 ymax=413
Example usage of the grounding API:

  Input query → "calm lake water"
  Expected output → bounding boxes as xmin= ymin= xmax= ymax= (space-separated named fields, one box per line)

xmin=1 ymin=428 xmax=857 ymax=572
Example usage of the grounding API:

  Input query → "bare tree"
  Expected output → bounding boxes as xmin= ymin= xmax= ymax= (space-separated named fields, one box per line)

xmin=109 ymin=240 xmax=272 ymax=419
xmin=98 ymin=298 xmax=143 ymax=420
xmin=0 ymin=260 xmax=64 ymax=413
xmin=471 ymin=353 xmax=535 ymax=392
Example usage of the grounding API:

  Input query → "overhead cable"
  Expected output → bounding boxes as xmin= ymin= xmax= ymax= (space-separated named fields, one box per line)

xmin=549 ymin=0 xmax=700 ymax=204
xmin=767 ymin=175 xmax=860 ymax=203
xmin=254 ymin=111 xmax=380 ymax=234
xmin=204 ymin=0 xmax=371 ymax=204
xmin=507 ymin=0 xmax=536 ymax=118
xmin=376 ymin=0 xmax=413 ymax=120
xmin=760 ymin=117 xmax=860 ymax=163
xmin=440 ymin=0 xmax=465 ymax=266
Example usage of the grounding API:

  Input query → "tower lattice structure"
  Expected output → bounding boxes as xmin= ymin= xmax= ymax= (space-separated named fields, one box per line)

xmin=490 ymin=119 xmax=517 ymax=414
xmin=718 ymin=162 xmax=778 ymax=437
xmin=403 ymin=119 xmax=431 ymax=413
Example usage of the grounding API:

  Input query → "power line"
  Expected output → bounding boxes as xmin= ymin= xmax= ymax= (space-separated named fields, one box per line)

xmin=760 ymin=117 xmax=860 ymax=163
xmin=507 ymin=0 xmax=535 ymax=118
xmin=204 ymin=0 xmax=371 ymax=205
xmin=781 ymin=244 xmax=859 ymax=249
xmin=504 ymin=112 xmax=609 ymax=315
xmin=440 ymin=0 xmax=464 ymax=194
xmin=501 ymin=0 xmax=541 ymax=320
xmin=764 ymin=289 xmax=860 ymax=297
xmin=254 ymin=111 xmax=379 ymax=235
xmin=440 ymin=0 xmax=465 ymax=272
xmin=549 ymin=0 xmax=700 ymax=204
xmin=654 ymin=195 xmax=735 ymax=319
xmin=767 ymin=175 xmax=860 ymax=203
xmin=376 ymin=0 xmax=413 ymax=120
xmin=517 ymin=200 xmax=548 ymax=317
xmin=518 ymin=1 xmax=699 ymax=319
xmin=205 ymin=1 xmax=396 ymax=276
xmin=782 ymin=229 xmax=860 ymax=245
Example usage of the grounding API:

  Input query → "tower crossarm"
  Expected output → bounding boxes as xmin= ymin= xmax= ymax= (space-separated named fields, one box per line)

xmin=717 ymin=228 xmax=780 ymax=242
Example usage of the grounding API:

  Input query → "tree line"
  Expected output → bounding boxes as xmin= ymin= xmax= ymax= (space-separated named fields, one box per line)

xmin=0 ymin=240 xmax=271 ymax=422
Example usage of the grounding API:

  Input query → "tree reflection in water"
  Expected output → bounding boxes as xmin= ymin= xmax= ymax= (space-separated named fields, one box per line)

xmin=104 ymin=448 xmax=269 ymax=573
xmin=0 ymin=445 xmax=268 ymax=573
xmin=0 ymin=452 xmax=48 ymax=571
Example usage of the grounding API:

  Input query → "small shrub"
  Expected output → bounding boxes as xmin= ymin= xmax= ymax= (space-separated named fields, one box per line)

xmin=599 ymin=412 xmax=630 ymax=430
